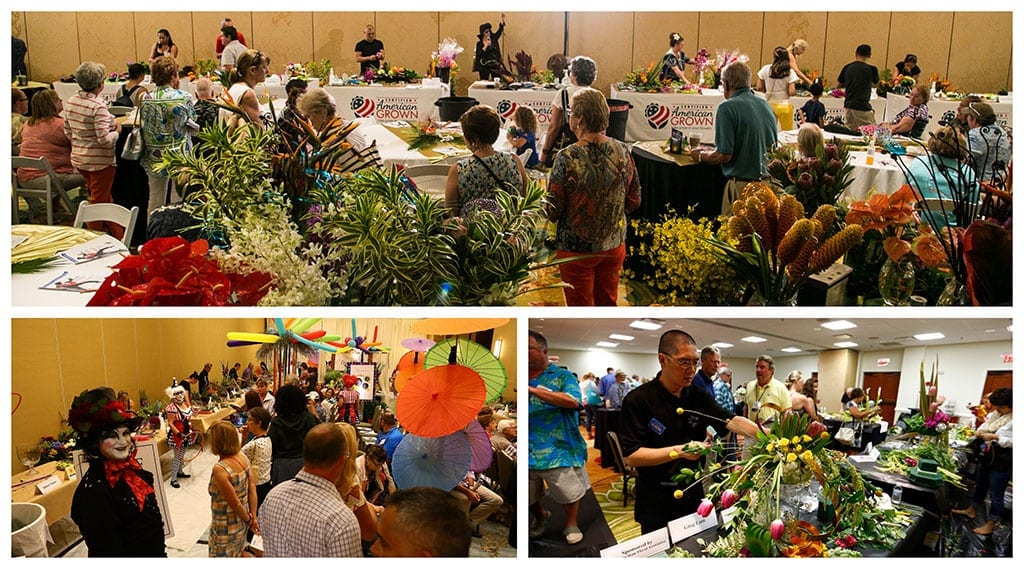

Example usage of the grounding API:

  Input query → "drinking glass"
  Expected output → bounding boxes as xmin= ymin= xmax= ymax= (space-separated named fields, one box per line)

xmin=17 ymin=443 xmax=42 ymax=474
xmin=688 ymin=132 xmax=702 ymax=150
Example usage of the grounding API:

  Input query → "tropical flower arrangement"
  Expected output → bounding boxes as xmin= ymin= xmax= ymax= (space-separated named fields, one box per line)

xmin=827 ymin=88 xmax=846 ymax=98
xmin=531 ymin=68 xmax=557 ymax=85
xmin=692 ymin=48 xmax=749 ymax=89
xmin=794 ymin=70 xmax=824 ymax=93
xmin=673 ymin=410 xmax=912 ymax=557
xmin=406 ymin=118 xmax=464 ymax=151
xmin=844 ymin=184 xmax=945 ymax=266
xmin=304 ymin=58 xmax=333 ymax=84
xmin=363 ymin=63 xmax=420 ymax=83
xmin=509 ymin=50 xmax=534 ymax=82
xmin=765 ymin=141 xmax=855 ymax=214
xmin=900 ymin=358 xmax=953 ymax=439
xmin=432 ymin=37 xmax=463 ymax=69
xmin=703 ymin=183 xmax=864 ymax=305
xmin=624 ymin=212 xmax=743 ymax=306
xmin=622 ymin=60 xmax=672 ymax=92
xmin=195 ymin=58 xmax=219 ymax=77
xmin=927 ymin=72 xmax=956 ymax=95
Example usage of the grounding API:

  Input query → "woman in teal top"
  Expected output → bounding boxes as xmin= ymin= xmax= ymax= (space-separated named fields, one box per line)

xmin=905 ymin=125 xmax=978 ymax=230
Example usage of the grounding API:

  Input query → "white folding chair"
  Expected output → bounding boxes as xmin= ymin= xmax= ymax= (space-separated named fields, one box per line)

xmin=73 ymin=202 xmax=140 ymax=246
xmin=12 ymin=156 xmax=79 ymax=225
xmin=402 ymin=164 xmax=452 ymax=200
xmin=107 ymin=105 xmax=133 ymax=117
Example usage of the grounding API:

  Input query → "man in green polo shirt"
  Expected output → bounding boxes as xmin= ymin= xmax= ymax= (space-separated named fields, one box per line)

xmin=690 ymin=62 xmax=777 ymax=215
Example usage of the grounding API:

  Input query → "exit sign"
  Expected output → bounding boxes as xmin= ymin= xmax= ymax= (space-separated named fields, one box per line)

xmin=877 ymin=358 xmax=890 ymax=367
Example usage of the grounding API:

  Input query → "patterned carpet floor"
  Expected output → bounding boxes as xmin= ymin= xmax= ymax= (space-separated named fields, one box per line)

xmin=584 ymin=432 xmax=640 ymax=545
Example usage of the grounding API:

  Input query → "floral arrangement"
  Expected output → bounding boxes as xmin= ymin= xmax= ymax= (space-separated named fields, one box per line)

xmin=86 ymin=237 xmax=275 ymax=306
xmin=674 ymin=410 xmax=911 ymax=556
xmin=406 ymin=118 xmax=463 ymax=150
xmin=622 ymin=60 xmax=672 ymax=92
xmin=844 ymin=184 xmax=944 ymax=265
xmin=692 ymin=48 xmax=749 ymax=89
xmin=304 ymin=59 xmax=333 ymax=84
xmin=39 ymin=431 xmax=76 ymax=465
xmin=509 ymin=50 xmax=534 ymax=82
xmin=893 ymin=74 xmax=916 ymax=95
xmin=794 ymin=70 xmax=824 ymax=93
xmin=827 ymin=88 xmax=845 ymax=98
xmin=432 ymin=37 xmax=463 ymax=69
xmin=704 ymin=183 xmax=864 ymax=305
xmin=625 ymin=212 xmax=743 ymax=305
xmin=285 ymin=62 xmax=308 ymax=79
xmin=364 ymin=63 xmax=420 ymax=84
xmin=195 ymin=59 xmax=219 ymax=77
xmin=927 ymin=72 xmax=956 ymax=95
xmin=531 ymin=68 xmax=556 ymax=85
xmin=766 ymin=142 xmax=855 ymax=214
xmin=876 ymin=442 xmax=963 ymax=487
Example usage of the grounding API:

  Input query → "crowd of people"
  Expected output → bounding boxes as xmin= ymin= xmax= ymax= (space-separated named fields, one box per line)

xmin=64 ymin=363 xmax=517 ymax=557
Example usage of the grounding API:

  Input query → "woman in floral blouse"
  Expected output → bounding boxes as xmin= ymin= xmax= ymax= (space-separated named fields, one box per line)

xmin=445 ymin=104 xmax=526 ymax=217
xmin=140 ymin=55 xmax=196 ymax=214
xmin=547 ymin=87 xmax=641 ymax=306
xmin=885 ymin=85 xmax=929 ymax=138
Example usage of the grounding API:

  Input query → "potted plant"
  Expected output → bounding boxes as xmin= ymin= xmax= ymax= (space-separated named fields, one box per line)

xmin=140 ymin=398 xmax=165 ymax=430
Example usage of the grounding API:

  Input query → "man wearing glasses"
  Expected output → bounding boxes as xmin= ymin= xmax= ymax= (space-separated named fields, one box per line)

xmin=618 ymin=330 xmax=759 ymax=534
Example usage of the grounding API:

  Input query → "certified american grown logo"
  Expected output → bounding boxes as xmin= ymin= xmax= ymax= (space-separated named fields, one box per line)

xmin=496 ymin=99 xmax=519 ymax=119
xmin=351 ymin=96 xmax=376 ymax=118
xmin=645 ymin=102 xmax=670 ymax=129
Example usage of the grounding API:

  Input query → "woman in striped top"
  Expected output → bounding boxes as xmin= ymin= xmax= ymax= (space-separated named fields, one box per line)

xmin=63 ymin=61 xmax=124 ymax=239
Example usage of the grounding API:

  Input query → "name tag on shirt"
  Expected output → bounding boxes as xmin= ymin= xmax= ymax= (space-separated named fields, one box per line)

xmin=649 ymin=417 xmax=666 ymax=435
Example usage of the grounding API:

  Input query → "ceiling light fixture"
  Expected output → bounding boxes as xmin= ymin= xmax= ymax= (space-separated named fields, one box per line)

xmin=741 ymin=336 xmax=767 ymax=343
xmin=834 ymin=341 xmax=858 ymax=348
xmin=822 ymin=320 xmax=857 ymax=331
xmin=629 ymin=319 xmax=664 ymax=331
xmin=781 ymin=347 xmax=802 ymax=353
xmin=914 ymin=332 xmax=945 ymax=341
xmin=712 ymin=342 xmax=734 ymax=348
xmin=609 ymin=334 xmax=635 ymax=341
xmin=596 ymin=341 xmax=619 ymax=348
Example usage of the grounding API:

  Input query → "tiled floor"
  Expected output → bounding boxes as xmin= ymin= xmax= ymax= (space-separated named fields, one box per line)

xmin=59 ymin=446 xmax=516 ymax=557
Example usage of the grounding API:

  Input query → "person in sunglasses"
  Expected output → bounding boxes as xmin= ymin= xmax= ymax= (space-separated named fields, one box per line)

xmin=617 ymin=330 xmax=759 ymax=534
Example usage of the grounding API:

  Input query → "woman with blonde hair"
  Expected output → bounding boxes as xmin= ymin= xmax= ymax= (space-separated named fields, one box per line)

xmin=796 ymin=122 xmax=823 ymax=158
xmin=296 ymin=87 xmax=341 ymax=134
xmin=140 ymin=55 xmax=195 ymax=214
xmin=886 ymin=85 xmax=930 ymax=137
xmin=335 ymin=422 xmax=378 ymax=555
xmin=786 ymin=370 xmax=820 ymax=420
xmin=787 ymin=39 xmax=811 ymax=84
xmin=207 ymin=421 xmax=258 ymax=557
xmin=221 ymin=49 xmax=270 ymax=126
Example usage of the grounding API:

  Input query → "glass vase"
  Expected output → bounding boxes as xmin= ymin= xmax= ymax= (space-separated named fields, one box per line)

xmin=878 ymin=256 xmax=916 ymax=306
xmin=936 ymin=277 xmax=970 ymax=306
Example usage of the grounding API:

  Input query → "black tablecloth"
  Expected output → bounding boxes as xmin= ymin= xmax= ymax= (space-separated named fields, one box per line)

xmin=852 ymin=459 xmax=962 ymax=516
xmin=112 ymin=124 xmax=149 ymax=247
xmin=594 ymin=408 xmax=621 ymax=469
xmin=823 ymin=418 xmax=885 ymax=452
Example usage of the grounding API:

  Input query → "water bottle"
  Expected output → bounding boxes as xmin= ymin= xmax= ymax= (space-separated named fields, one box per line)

xmin=891 ymin=485 xmax=903 ymax=505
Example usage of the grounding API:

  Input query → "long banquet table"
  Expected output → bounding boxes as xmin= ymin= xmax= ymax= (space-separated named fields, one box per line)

xmin=468 ymin=81 xmax=561 ymax=128
xmin=609 ymin=86 xmax=888 ymax=143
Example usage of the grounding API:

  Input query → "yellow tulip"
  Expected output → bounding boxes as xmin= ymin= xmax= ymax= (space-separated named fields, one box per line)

xmin=778 ymin=437 xmax=790 ymax=447
xmin=787 ymin=453 xmax=797 ymax=463
xmin=766 ymin=443 xmax=775 ymax=453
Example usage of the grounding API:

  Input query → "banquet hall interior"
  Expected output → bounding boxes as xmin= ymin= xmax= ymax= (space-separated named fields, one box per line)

xmin=9 ymin=9 xmax=1013 ymax=307
xmin=527 ymin=317 xmax=1013 ymax=557
xmin=10 ymin=317 xmax=517 ymax=558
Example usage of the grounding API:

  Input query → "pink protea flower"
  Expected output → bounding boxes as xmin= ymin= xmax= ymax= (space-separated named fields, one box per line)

xmin=696 ymin=499 xmax=714 ymax=518
xmin=770 ymin=519 xmax=785 ymax=540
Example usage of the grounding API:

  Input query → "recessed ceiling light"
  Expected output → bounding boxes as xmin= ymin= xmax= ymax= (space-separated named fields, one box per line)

xmin=781 ymin=347 xmax=802 ymax=353
xmin=986 ymin=329 xmax=997 ymax=333
xmin=914 ymin=332 xmax=945 ymax=341
xmin=822 ymin=320 xmax=857 ymax=331
xmin=609 ymin=334 xmax=635 ymax=341
xmin=833 ymin=333 xmax=853 ymax=340
xmin=629 ymin=319 xmax=664 ymax=331
xmin=741 ymin=336 xmax=767 ymax=343
xmin=712 ymin=342 xmax=734 ymax=349
xmin=596 ymin=341 xmax=619 ymax=348
xmin=834 ymin=341 xmax=859 ymax=348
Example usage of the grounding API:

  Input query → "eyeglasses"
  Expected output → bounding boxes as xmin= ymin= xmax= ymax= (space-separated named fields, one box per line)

xmin=660 ymin=352 xmax=700 ymax=369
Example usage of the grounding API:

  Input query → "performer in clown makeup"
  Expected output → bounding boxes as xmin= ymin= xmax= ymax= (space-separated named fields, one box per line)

xmin=164 ymin=384 xmax=194 ymax=488
xmin=69 ymin=387 xmax=166 ymax=556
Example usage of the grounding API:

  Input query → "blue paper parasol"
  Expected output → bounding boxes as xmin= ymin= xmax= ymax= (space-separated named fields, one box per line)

xmin=391 ymin=432 xmax=472 ymax=491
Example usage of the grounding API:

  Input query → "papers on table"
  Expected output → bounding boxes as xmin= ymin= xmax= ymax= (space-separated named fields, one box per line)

xmin=58 ymin=238 xmax=129 ymax=265
xmin=432 ymin=145 xmax=468 ymax=157
xmin=40 ymin=270 xmax=107 ymax=293
xmin=383 ymin=120 xmax=410 ymax=128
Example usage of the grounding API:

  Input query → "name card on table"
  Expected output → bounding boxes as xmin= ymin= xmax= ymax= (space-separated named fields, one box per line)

xmin=36 ymin=475 xmax=62 ymax=495
xmin=668 ymin=509 xmax=719 ymax=543
xmin=600 ymin=527 xmax=670 ymax=558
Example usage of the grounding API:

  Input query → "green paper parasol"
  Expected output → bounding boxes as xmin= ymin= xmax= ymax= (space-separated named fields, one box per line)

xmin=424 ymin=338 xmax=508 ymax=404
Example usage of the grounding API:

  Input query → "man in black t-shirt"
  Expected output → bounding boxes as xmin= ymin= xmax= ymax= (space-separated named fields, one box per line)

xmin=837 ymin=44 xmax=879 ymax=129
xmin=355 ymin=24 xmax=385 ymax=74
xmin=197 ymin=362 xmax=212 ymax=396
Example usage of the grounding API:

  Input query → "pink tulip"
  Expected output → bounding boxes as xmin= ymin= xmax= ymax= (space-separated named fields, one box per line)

xmin=696 ymin=499 xmax=714 ymax=518
xmin=770 ymin=519 xmax=785 ymax=540
xmin=720 ymin=489 xmax=739 ymax=509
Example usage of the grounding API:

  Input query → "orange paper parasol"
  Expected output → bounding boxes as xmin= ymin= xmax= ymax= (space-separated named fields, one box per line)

xmin=393 ymin=350 xmax=427 ymax=393
xmin=395 ymin=364 xmax=487 ymax=438
xmin=410 ymin=318 xmax=509 ymax=336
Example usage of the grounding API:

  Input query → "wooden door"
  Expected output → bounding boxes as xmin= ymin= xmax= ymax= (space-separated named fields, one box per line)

xmin=863 ymin=372 xmax=901 ymax=425
xmin=981 ymin=370 xmax=1012 ymax=399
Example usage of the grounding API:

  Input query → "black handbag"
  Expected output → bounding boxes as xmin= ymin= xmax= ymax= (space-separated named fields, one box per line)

xmin=543 ymin=89 xmax=577 ymax=167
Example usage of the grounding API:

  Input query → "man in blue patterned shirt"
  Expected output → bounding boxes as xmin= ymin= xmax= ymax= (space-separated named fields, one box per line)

xmin=713 ymin=367 xmax=735 ymax=414
xmin=527 ymin=330 xmax=589 ymax=545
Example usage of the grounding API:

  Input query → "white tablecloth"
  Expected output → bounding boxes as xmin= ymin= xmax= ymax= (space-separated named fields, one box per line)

xmin=839 ymin=150 xmax=908 ymax=203
xmin=609 ymin=86 xmax=888 ymax=143
xmin=884 ymin=93 xmax=1012 ymax=138
xmin=11 ymin=230 xmax=125 ymax=307
xmin=468 ymin=81 xmax=561 ymax=128
xmin=349 ymin=120 xmax=470 ymax=168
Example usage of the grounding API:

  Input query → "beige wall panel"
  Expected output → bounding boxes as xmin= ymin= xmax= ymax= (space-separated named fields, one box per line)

xmin=696 ymin=12 xmax=764 ymax=77
xmin=134 ymin=319 xmax=168 ymax=403
xmin=77 ymin=12 xmax=137 ymax=76
xmin=887 ymin=12 xmax=953 ymax=86
xmin=568 ymin=12 xmax=635 ymax=95
xmin=948 ymin=12 xmax=1012 ymax=93
xmin=134 ymin=12 xmax=196 ymax=68
xmin=100 ymin=320 xmax=142 ymax=397
xmin=762 ymin=12 xmax=828 ymax=78
xmin=823 ymin=12 xmax=890 ymax=86
xmin=633 ymin=12 xmax=700 ymax=73
xmin=818 ymin=348 xmax=858 ymax=412
xmin=23 ymin=12 xmax=80 ymax=82
xmin=378 ymin=12 xmax=440 ymax=74
xmin=253 ymin=11 xmax=313 ymax=77
xmin=11 ymin=320 xmax=62 ymax=468
xmin=312 ymin=12 xmax=374 ymax=77
xmin=500 ymin=12 xmax=564 ymax=82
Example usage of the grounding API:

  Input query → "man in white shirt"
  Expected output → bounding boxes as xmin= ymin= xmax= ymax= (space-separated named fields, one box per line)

xmin=220 ymin=26 xmax=247 ymax=72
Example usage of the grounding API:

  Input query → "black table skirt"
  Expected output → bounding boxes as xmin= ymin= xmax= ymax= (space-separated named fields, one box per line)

xmin=594 ymin=408 xmax=621 ymax=469
xmin=823 ymin=418 xmax=885 ymax=452
xmin=112 ymin=124 xmax=150 ymax=247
